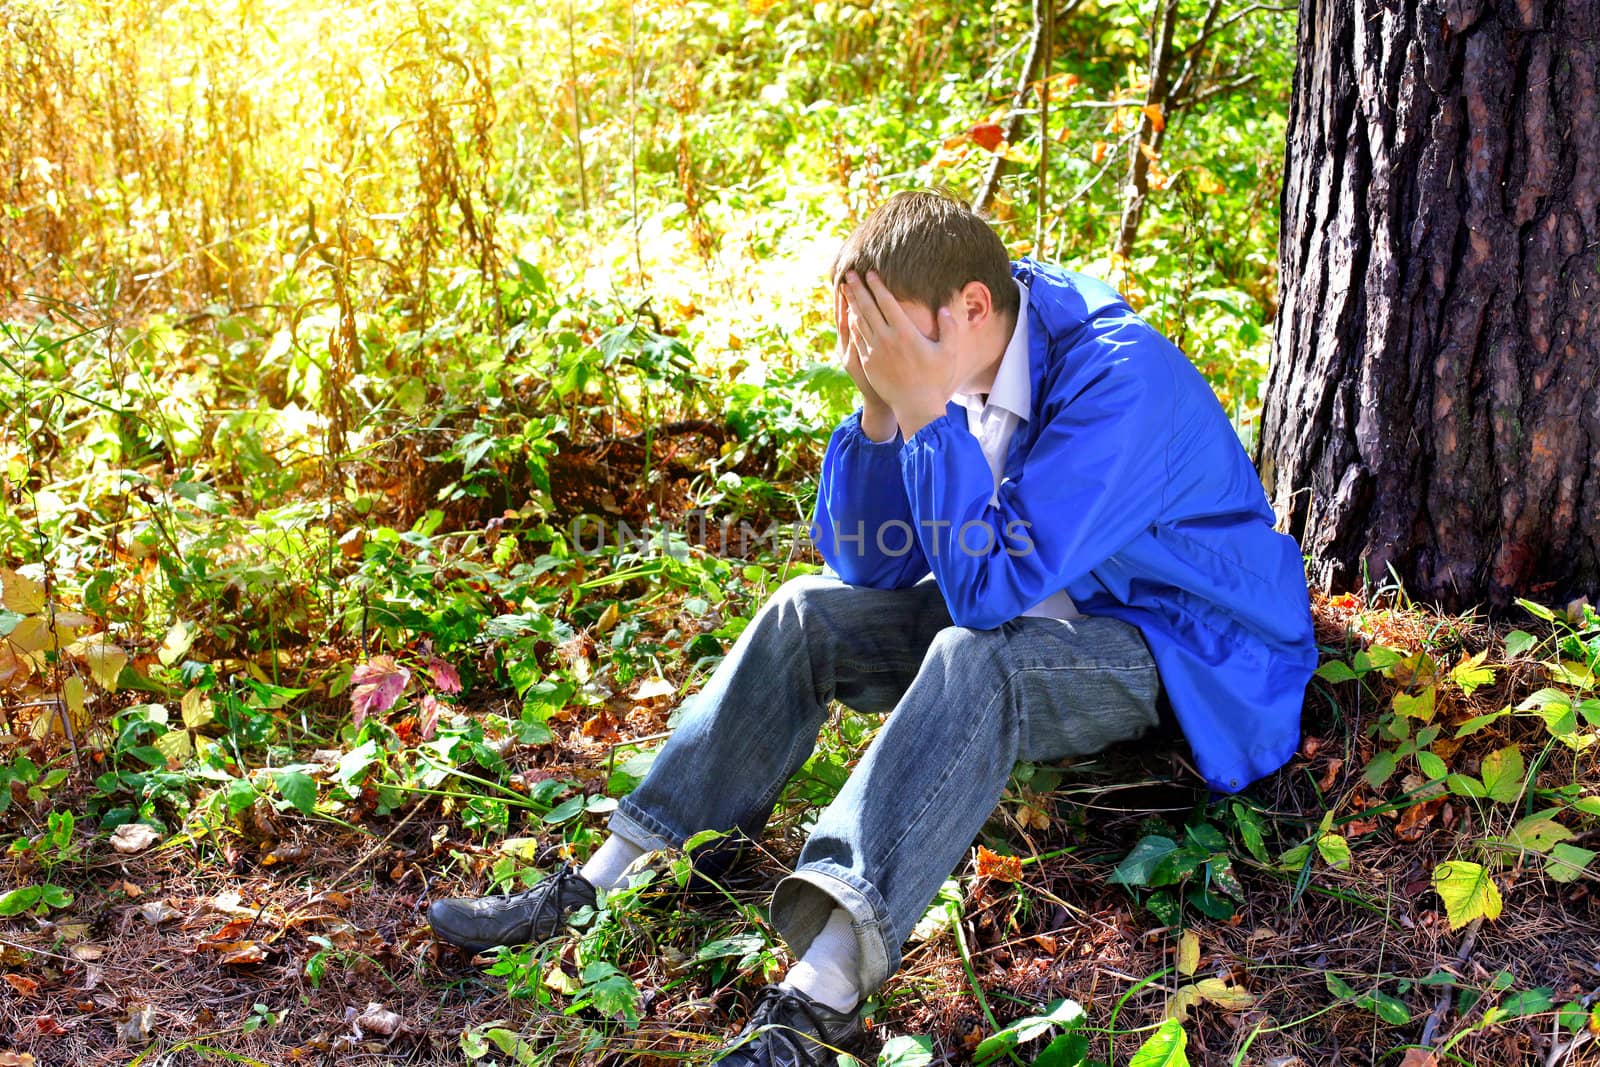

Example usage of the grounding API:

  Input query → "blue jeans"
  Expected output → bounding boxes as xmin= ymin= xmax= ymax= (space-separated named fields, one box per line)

xmin=610 ymin=573 xmax=1161 ymax=994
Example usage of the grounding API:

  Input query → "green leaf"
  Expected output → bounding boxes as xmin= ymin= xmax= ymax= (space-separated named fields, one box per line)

xmin=542 ymin=795 xmax=588 ymax=824
xmin=0 ymin=885 xmax=42 ymax=916
xmin=1128 ymin=1018 xmax=1188 ymax=1067
xmin=1542 ymin=844 xmax=1593 ymax=883
xmin=1453 ymin=707 xmax=1509 ymax=738
xmin=1446 ymin=773 xmax=1487 ymax=799
xmin=1325 ymin=972 xmax=1358 ymax=1000
xmin=1363 ymin=750 xmax=1397 ymax=788
xmin=1230 ymin=803 xmax=1269 ymax=863
xmin=1499 ymin=988 xmax=1554 ymax=1019
xmin=1516 ymin=598 xmax=1557 ymax=621
xmin=1315 ymin=660 xmax=1359 ymax=683
xmin=1031 ymin=1032 xmax=1089 ymax=1067
xmin=1415 ymin=751 xmax=1448 ymax=780
xmin=878 ymin=1035 xmax=934 ymax=1067
xmin=1366 ymin=990 xmax=1411 ymax=1025
xmin=1504 ymin=630 xmax=1538 ymax=658
xmin=1108 ymin=835 xmax=1180 ymax=888
xmin=276 ymin=771 xmax=317 ymax=815
xmin=37 ymin=884 xmax=72 ymax=909
xmin=1480 ymin=745 xmax=1525 ymax=802
xmin=1433 ymin=860 xmax=1502 ymax=929
xmin=1505 ymin=813 xmax=1574 ymax=851
xmin=1570 ymin=795 xmax=1600 ymax=816
xmin=1316 ymin=834 xmax=1351 ymax=869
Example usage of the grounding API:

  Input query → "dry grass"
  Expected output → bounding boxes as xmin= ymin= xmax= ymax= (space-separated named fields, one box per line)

xmin=3 ymin=592 xmax=1599 ymax=1066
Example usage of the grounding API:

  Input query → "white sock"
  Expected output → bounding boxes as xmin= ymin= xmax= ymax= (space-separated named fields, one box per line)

xmin=579 ymin=833 xmax=650 ymax=890
xmin=780 ymin=907 xmax=861 ymax=1013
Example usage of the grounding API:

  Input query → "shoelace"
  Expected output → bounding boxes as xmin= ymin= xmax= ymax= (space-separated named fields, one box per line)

xmin=736 ymin=986 xmax=836 ymax=1064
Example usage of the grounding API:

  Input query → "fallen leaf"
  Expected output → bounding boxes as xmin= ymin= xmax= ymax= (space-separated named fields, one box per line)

xmin=0 ymin=1051 xmax=38 ymax=1066
xmin=209 ymin=940 xmax=267 ymax=966
xmin=1318 ymin=757 xmax=1344 ymax=792
xmin=70 ymin=944 xmax=105 ymax=961
xmin=3 ymin=974 xmax=39 ymax=998
xmin=1177 ymin=930 xmax=1200 ymax=976
xmin=117 ymin=1004 xmax=155 ymax=1044
xmin=1395 ymin=801 xmax=1438 ymax=843
xmin=632 ymin=676 xmax=676 ymax=701
xmin=975 ymin=846 xmax=1022 ymax=883
xmin=111 ymin=823 xmax=160 ymax=855
xmin=1398 ymin=1050 xmax=1438 ymax=1067
xmin=137 ymin=900 xmax=181 ymax=926
xmin=354 ymin=1002 xmax=402 ymax=1036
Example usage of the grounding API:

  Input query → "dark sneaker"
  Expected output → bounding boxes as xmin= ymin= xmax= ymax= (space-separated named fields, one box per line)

xmin=427 ymin=864 xmax=597 ymax=953
xmin=716 ymin=984 xmax=863 ymax=1066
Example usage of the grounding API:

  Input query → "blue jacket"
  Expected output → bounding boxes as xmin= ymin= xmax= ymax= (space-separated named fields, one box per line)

xmin=811 ymin=259 xmax=1316 ymax=792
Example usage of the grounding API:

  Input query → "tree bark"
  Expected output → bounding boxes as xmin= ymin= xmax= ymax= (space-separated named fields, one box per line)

xmin=1256 ymin=0 xmax=1600 ymax=611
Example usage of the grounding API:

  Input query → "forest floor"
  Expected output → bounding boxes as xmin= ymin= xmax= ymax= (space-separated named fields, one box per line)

xmin=2 ymin=585 xmax=1599 ymax=1067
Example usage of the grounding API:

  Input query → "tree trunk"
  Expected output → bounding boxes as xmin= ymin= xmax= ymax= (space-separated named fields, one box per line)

xmin=1256 ymin=0 xmax=1600 ymax=612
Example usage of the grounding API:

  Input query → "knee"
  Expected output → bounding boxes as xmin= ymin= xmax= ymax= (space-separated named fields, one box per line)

xmin=924 ymin=624 xmax=1007 ymax=669
xmin=756 ymin=573 xmax=852 ymax=634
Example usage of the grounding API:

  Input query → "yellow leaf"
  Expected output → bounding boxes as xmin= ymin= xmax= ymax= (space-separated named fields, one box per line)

xmin=181 ymin=688 xmax=215 ymax=730
xmin=1177 ymin=930 xmax=1200 ymax=976
xmin=63 ymin=676 xmax=87 ymax=719
xmin=78 ymin=637 xmax=128 ymax=691
xmin=1170 ymin=977 xmax=1254 ymax=1020
xmin=1393 ymin=686 xmax=1436 ymax=722
xmin=0 ymin=567 xmax=45 ymax=614
xmin=159 ymin=621 xmax=196 ymax=667
xmin=9 ymin=616 xmax=53 ymax=655
xmin=1196 ymin=171 xmax=1225 ymax=195
xmin=595 ymin=602 xmax=620 ymax=634
xmin=1432 ymin=860 xmax=1501 ymax=929
xmin=154 ymin=729 xmax=193 ymax=762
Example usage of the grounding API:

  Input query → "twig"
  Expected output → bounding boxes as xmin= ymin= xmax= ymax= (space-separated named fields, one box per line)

xmin=328 ymin=802 xmax=423 ymax=889
xmin=1419 ymin=917 xmax=1482 ymax=1048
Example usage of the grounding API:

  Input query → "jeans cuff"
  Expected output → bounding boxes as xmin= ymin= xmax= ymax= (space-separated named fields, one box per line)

xmin=770 ymin=862 xmax=895 ymax=995
xmin=608 ymin=800 xmax=682 ymax=854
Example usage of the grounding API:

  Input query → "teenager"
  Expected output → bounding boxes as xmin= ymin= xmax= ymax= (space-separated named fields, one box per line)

xmin=428 ymin=190 xmax=1317 ymax=1065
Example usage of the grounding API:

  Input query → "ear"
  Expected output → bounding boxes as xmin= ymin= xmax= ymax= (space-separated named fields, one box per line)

xmin=952 ymin=281 xmax=993 ymax=331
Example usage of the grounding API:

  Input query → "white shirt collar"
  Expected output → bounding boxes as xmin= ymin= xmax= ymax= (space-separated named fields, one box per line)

xmin=955 ymin=279 xmax=1031 ymax=421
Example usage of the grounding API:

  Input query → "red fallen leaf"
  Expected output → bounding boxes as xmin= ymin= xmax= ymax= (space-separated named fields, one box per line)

xmin=1395 ymin=800 xmax=1439 ymax=842
xmin=1329 ymin=592 xmax=1360 ymax=610
xmin=30 ymin=1015 xmax=65 ymax=1036
xmin=3 ymin=974 xmax=39 ymax=998
xmin=350 ymin=655 xmax=410 ymax=725
xmin=975 ymin=846 xmax=1022 ymax=883
xmin=199 ymin=940 xmax=267 ymax=966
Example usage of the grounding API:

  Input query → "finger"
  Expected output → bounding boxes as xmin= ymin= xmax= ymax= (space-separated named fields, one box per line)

xmin=864 ymin=270 xmax=927 ymax=343
xmin=842 ymin=272 xmax=885 ymax=337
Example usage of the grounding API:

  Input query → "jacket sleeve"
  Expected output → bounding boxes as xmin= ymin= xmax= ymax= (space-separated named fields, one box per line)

xmin=811 ymin=409 xmax=931 ymax=589
xmin=898 ymin=346 xmax=1177 ymax=628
